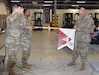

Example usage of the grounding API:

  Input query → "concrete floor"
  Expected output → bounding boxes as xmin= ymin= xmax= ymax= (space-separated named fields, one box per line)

xmin=0 ymin=29 xmax=99 ymax=75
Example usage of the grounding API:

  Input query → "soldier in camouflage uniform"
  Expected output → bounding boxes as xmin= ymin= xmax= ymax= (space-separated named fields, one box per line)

xmin=67 ymin=7 xmax=95 ymax=70
xmin=20 ymin=9 xmax=32 ymax=69
xmin=5 ymin=3 xmax=23 ymax=75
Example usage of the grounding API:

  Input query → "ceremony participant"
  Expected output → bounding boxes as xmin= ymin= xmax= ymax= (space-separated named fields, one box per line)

xmin=6 ymin=3 xmax=23 ymax=75
xmin=20 ymin=8 xmax=32 ymax=69
xmin=67 ymin=7 xmax=95 ymax=70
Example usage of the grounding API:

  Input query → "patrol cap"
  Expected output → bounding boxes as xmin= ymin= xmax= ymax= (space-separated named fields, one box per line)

xmin=11 ymin=3 xmax=23 ymax=13
xmin=11 ymin=3 xmax=23 ymax=8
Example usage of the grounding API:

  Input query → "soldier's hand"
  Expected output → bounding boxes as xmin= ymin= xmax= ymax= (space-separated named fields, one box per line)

xmin=74 ymin=26 xmax=80 ymax=31
xmin=19 ymin=7 xmax=24 ymax=14
xmin=20 ymin=23 xmax=23 ymax=26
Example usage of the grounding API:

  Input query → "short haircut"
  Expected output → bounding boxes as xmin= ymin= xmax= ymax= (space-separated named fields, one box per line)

xmin=12 ymin=3 xmax=20 ymax=7
xmin=80 ymin=7 xmax=86 ymax=12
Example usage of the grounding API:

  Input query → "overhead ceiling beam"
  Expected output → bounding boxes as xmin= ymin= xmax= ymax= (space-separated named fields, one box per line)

xmin=9 ymin=0 xmax=99 ymax=9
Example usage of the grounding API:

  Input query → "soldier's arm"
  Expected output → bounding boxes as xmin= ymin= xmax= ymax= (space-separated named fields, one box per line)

xmin=20 ymin=18 xmax=27 ymax=29
xmin=9 ymin=13 xmax=19 ymax=23
xmin=20 ymin=18 xmax=30 ymax=34
xmin=73 ymin=20 xmax=81 ymax=31
xmin=74 ymin=25 xmax=81 ymax=31
xmin=6 ymin=14 xmax=18 ymax=30
xmin=88 ymin=18 xmax=95 ymax=33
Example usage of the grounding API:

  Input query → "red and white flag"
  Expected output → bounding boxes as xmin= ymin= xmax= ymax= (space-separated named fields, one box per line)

xmin=58 ymin=28 xmax=76 ymax=50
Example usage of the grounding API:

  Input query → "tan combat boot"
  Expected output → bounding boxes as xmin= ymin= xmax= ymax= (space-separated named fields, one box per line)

xmin=7 ymin=61 xmax=19 ymax=75
xmin=67 ymin=60 xmax=76 ymax=66
xmin=9 ymin=70 xmax=19 ymax=75
xmin=23 ymin=62 xmax=32 ymax=69
xmin=80 ymin=63 xmax=85 ymax=70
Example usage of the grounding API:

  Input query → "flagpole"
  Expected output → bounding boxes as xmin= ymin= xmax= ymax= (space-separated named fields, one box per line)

xmin=26 ymin=26 xmax=59 ymax=30
xmin=26 ymin=26 xmax=76 ymax=50
xmin=74 ymin=31 xmax=77 ymax=51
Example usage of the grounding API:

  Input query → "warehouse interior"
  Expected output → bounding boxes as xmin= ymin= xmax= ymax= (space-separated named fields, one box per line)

xmin=0 ymin=0 xmax=99 ymax=75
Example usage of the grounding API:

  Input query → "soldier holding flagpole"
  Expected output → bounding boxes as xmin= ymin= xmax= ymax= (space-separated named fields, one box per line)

xmin=20 ymin=8 xmax=32 ymax=69
xmin=67 ymin=7 xmax=95 ymax=70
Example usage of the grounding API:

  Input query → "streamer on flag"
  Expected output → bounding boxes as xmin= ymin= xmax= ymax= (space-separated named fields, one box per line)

xmin=58 ymin=28 xmax=76 ymax=50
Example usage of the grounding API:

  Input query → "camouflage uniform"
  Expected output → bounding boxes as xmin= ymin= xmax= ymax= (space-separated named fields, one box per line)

xmin=73 ymin=16 xmax=95 ymax=63
xmin=20 ymin=16 xmax=32 ymax=64
xmin=5 ymin=13 xmax=20 ymax=71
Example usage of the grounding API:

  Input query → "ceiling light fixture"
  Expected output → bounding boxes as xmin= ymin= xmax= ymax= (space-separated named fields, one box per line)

xmin=71 ymin=5 xmax=79 ymax=7
xmin=11 ymin=0 xmax=20 ymax=2
xmin=44 ymin=1 xmax=53 ymax=3
xmin=77 ymin=1 xmax=86 ymax=3
xmin=32 ymin=1 xmax=38 ymax=4
xmin=43 ymin=4 xmax=51 ymax=6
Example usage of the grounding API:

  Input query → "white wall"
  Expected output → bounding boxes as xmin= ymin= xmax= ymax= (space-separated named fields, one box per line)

xmin=30 ymin=9 xmax=43 ymax=25
xmin=0 ymin=2 xmax=7 ymax=15
xmin=29 ymin=8 xmax=99 ymax=27
xmin=56 ymin=9 xmax=99 ymax=27
xmin=55 ymin=9 xmax=79 ymax=27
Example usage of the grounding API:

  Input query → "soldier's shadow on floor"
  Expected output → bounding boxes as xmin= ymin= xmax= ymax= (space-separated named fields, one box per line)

xmin=0 ymin=64 xmax=6 ymax=75
xmin=63 ymin=47 xmax=73 ymax=54
xmin=63 ymin=44 xmax=99 ymax=54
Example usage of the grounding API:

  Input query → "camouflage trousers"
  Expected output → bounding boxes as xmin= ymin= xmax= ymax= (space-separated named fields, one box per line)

xmin=20 ymin=36 xmax=31 ymax=63
xmin=6 ymin=35 xmax=31 ymax=64
xmin=6 ymin=43 xmax=18 ymax=63
xmin=5 ymin=37 xmax=19 ymax=64
xmin=72 ymin=41 xmax=89 ymax=63
xmin=6 ymin=42 xmax=19 ymax=71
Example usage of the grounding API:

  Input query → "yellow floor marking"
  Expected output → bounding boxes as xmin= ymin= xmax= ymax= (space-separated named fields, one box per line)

xmin=17 ymin=53 xmax=99 ymax=57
